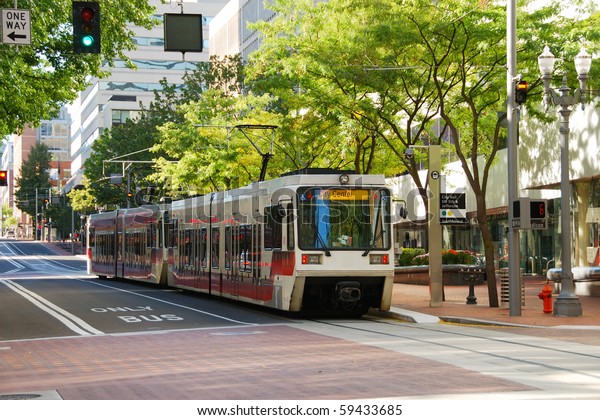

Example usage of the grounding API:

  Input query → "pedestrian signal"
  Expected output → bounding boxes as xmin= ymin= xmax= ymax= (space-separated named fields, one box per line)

xmin=515 ymin=80 xmax=529 ymax=105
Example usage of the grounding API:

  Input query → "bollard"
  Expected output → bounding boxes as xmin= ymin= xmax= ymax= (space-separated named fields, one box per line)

xmin=461 ymin=268 xmax=481 ymax=305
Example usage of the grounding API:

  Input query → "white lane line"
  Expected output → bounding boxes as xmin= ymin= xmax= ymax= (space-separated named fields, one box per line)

xmin=0 ymin=256 xmax=25 ymax=271
xmin=0 ymin=279 xmax=104 ymax=336
xmin=80 ymin=278 xmax=257 ymax=326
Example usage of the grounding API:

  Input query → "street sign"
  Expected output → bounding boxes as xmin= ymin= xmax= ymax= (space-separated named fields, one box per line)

xmin=440 ymin=192 xmax=468 ymax=224
xmin=1 ymin=9 xmax=31 ymax=45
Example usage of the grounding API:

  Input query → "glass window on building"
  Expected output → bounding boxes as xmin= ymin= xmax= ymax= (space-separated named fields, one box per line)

xmin=111 ymin=110 xmax=140 ymax=126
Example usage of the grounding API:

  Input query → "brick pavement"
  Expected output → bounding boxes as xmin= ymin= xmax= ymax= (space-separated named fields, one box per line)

xmin=390 ymin=277 xmax=600 ymax=327
xmin=0 ymin=326 xmax=532 ymax=400
xmin=0 ymin=240 xmax=591 ymax=400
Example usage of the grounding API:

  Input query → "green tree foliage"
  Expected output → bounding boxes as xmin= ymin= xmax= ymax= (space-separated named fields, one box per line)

xmin=66 ymin=184 xmax=96 ymax=214
xmin=1 ymin=205 xmax=18 ymax=231
xmin=152 ymin=90 xmax=282 ymax=195
xmin=0 ymin=0 xmax=156 ymax=137
xmin=79 ymin=55 xmax=250 ymax=207
xmin=14 ymin=143 xmax=52 ymax=218
xmin=246 ymin=0 xmax=600 ymax=306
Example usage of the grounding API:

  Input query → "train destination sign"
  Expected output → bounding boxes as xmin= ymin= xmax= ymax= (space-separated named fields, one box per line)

xmin=319 ymin=189 xmax=368 ymax=200
xmin=1 ymin=9 xmax=31 ymax=45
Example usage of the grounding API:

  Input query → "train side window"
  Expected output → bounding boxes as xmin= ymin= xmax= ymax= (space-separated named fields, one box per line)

xmin=225 ymin=226 xmax=231 ymax=270
xmin=240 ymin=224 xmax=251 ymax=272
xmin=194 ymin=227 xmax=202 ymax=274
xmin=201 ymin=227 xmax=208 ymax=268
xmin=264 ymin=205 xmax=283 ymax=249
xmin=170 ymin=219 xmax=178 ymax=248
xmin=211 ymin=226 xmax=220 ymax=269
xmin=253 ymin=224 xmax=261 ymax=278
xmin=286 ymin=203 xmax=294 ymax=250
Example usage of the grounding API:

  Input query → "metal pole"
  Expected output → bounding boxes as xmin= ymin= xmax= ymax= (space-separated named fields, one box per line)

xmin=507 ymin=0 xmax=521 ymax=316
xmin=35 ymin=187 xmax=38 ymax=241
xmin=553 ymin=78 xmax=583 ymax=317
xmin=71 ymin=207 xmax=75 ymax=256
xmin=429 ymin=145 xmax=443 ymax=307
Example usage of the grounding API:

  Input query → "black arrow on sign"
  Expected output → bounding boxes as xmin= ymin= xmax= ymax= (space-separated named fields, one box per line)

xmin=8 ymin=32 xmax=26 ymax=41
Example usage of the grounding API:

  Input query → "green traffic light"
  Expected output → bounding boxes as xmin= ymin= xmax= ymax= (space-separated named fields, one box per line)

xmin=82 ymin=35 xmax=94 ymax=47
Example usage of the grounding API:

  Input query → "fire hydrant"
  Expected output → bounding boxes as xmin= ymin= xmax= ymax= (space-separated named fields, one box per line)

xmin=538 ymin=281 xmax=553 ymax=313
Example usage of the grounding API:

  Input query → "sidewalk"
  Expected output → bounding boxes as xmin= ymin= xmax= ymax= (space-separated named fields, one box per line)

xmin=388 ymin=277 xmax=600 ymax=328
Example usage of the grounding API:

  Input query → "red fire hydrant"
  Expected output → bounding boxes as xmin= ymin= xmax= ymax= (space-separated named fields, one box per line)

xmin=538 ymin=281 xmax=553 ymax=313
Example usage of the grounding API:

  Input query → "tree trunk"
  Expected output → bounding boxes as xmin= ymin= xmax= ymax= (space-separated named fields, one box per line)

xmin=475 ymin=193 xmax=499 ymax=307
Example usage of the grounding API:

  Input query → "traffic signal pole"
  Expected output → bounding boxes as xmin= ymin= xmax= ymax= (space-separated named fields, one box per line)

xmin=507 ymin=0 xmax=521 ymax=316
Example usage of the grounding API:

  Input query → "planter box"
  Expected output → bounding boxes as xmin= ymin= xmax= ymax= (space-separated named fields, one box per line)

xmin=394 ymin=264 xmax=486 ymax=286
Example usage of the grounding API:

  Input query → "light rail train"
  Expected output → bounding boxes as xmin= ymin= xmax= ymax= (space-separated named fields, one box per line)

xmin=87 ymin=170 xmax=394 ymax=315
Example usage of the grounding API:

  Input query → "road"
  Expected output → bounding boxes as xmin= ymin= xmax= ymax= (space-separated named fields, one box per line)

xmin=1 ymin=239 xmax=600 ymax=406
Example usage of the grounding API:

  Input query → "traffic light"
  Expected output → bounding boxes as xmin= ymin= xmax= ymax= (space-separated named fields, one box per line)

xmin=515 ymin=80 xmax=529 ymax=104
xmin=73 ymin=1 xmax=101 ymax=54
xmin=0 ymin=170 xmax=7 ymax=186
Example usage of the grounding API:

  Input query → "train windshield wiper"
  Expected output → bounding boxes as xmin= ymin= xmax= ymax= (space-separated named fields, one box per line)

xmin=362 ymin=204 xmax=383 ymax=257
xmin=362 ymin=230 xmax=384 ymax=257
xmin=315 ymin=229 xmax=332 ymax=257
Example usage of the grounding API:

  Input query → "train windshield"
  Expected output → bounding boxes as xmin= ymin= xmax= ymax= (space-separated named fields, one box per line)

xmin=297 ymin=187 xmax=391 ymax=251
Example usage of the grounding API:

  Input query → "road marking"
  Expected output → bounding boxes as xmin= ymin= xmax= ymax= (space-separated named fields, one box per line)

xmin=0 ymin=279 xmax=104 ymax=336
xmin=81 ymin=279 xmax=257 ymax=326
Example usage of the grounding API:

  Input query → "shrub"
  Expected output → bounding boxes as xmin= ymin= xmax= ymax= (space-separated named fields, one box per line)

xmin=410 ymin=249 xmax=478 ymax=265
xmin=397 ymin=248 xmax=426 ymax=266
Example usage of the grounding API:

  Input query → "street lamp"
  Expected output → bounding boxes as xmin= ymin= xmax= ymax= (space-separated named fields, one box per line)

xmin=538 ymin=45 xmax=592 ymax=317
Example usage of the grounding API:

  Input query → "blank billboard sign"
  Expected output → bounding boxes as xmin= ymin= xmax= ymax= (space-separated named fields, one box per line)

xmin=164 ymin=14 xmax=203 ymax=53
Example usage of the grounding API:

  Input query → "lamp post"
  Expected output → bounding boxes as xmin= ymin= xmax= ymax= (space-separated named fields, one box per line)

xmin=538 ymin=45 xmax=592 ymax=317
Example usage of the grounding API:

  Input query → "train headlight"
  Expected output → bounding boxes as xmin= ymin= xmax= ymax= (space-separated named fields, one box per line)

xmin=369 ymin=254 xmax=389 ymax=265
xmin=302 ymin=254 xmax=322 ymax=264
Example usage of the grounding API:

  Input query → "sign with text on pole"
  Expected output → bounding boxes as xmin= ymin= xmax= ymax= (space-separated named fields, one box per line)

xmin=1 ymin=9 xmax=31 ymax=45
xmin=163 ymin=14 xmax=203 ymax=53
xmin=512 ymin=197 xmax=548 ymax=230
xmin=440 ymin=190 xmax=468 ymax=224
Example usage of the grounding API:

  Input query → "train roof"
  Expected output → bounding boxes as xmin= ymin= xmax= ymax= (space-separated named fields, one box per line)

xmin=171 ymin=171 xmax=387 ymax=210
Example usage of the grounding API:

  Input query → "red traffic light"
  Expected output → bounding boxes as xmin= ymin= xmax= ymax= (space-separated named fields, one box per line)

xmin=81 ymin=7 xmax=95 ymax=22
xmin=0 ymin=170 xmax=7 ymax=186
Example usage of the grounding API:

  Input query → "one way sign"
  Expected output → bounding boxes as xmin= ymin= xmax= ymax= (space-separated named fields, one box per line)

xmin=1 ymin=9 xmax=31 ymax=45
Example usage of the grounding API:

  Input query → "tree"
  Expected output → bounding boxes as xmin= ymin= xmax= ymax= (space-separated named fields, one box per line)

xmin=76 ymin=55 xmax=249 ymax=208
xmin=0 ymin=0 xmax=156 ymax=137
xmin=14 ymin=143 xmax=52 ymax=219
xmin=152 ymin=90 xmax=282 ymax=195
xmin=1 ymin=205 xmax=18 ymax=232
xmin=245 ymin=0 xmax=600 ymax=306
xmin=247 ymin=0 xmax=407 ymax=175
xmin=67 ymin=184 xmax=97 ymax=215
